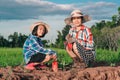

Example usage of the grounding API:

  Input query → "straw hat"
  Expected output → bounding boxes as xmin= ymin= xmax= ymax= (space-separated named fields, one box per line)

xmin=70 ymin=9 xmax=83 ymax=17
xmin=64 ymin=9 xmax=91 ymax=24
xmin=30 ymin=21 xmax=50 ymax=33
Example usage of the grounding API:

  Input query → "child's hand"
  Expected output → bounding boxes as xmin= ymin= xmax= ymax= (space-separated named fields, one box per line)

xmin=46 ymin=54 xmax=51 ymax=61
xmin=66 ymin=34 xmax=76 ymax=43
xmin=67 ymin=37 xmax=76 ymax=43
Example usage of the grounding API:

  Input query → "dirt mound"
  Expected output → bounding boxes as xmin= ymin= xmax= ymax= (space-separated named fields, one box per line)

xmin=0 ymin=65 xmax=120 ymax=80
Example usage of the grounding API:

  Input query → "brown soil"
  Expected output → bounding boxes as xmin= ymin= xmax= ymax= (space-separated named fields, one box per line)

xmin=0 ymin=62 xmax=120 ymax=80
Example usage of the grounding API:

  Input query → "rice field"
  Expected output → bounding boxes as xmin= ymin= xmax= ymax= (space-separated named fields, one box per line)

xmin=0 ymin=48 xmax=23 ymax=67
xmin=0 ymin=47 xmax=120 ymax=67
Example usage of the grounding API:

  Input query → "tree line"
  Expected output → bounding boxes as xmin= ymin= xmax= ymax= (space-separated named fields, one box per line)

xmin=0 ymin=32 xmax=27 ymax=47
xmin=91 ymin=7 xmax=120 ymax=51
xmin=0 ymin=32 xmax=49 ymax=48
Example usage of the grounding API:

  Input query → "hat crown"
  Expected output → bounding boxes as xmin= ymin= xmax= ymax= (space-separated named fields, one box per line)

xmin=71 ymin=9 xmax=82 ymax=16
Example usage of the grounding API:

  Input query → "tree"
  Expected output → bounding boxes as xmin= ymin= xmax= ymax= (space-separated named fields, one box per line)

xmin=91 ymin=7 xmax=120 ymax=51
xmin=55 ymin=31 xmax=64 ymax=48
xmin=0 ymin=35 xmax=8 ymax=47
xmin=18 ymin=33 xmax=28 ymax=47
xmin=8 ymin=32 xmax=19 ymax=47
xmin=112 ymin=15 xmax=117 ymax=27
xmin=8 ymin=32 xmax=28 ymax=48
xmin=117 ymin=7 xmax=120 ymax=26
xmin=55 ymin=25 xmax=71 ymax=49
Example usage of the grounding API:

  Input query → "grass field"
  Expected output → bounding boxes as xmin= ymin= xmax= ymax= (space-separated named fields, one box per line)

xmin=0 ymin=48 xmax=23 ymax=67
xmin=0 ymin=48 xmax=120 ymax=67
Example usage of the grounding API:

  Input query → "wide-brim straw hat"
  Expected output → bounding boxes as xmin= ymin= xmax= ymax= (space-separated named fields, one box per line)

xmin=30 ymin=21 xmax=50 ymax=33
xmin=64 ymin=9 xmax=91 ymax=25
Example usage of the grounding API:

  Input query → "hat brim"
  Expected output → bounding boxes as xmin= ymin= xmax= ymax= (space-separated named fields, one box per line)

xmin=82 ymin=15 xmax=91 ymax=23
xmin=64 ymin=15 xmax=91 ymax=25
xmin=30 ymin=22 xmax=50 ymax=33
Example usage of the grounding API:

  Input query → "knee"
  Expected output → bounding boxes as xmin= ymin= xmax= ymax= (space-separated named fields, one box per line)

xmin=51 ymin=54 xmax=57 ymax=61
xmin=72 ymin=43 xmax=76 ymax=48
xmin=45 ymin=55 xmax=51 ymax=61
xmin=45 ymin=54 xmax=57 ymax=61
xmin=72 ymin=43 xmax=78 ymax=52
xmin=66 ymin=45 xmax=70 ymax=51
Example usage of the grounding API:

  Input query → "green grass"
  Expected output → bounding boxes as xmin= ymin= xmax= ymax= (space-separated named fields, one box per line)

xmin=0 ymin=48 xmax=23 ymax=67
xmin=95 ymin=48 xmax=120 ymax=64
xmin=0 ymin=47 xmax=120 ymax=67
xmin=50 ymin=48 xmax=72 ymax=68
xmin=0 ymin=48 xmax=73 ymax=67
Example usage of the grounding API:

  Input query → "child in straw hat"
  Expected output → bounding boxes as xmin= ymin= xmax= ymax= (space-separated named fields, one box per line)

xmin=23 ymin=21 xmax=57 ymax=70
xmin=65 ymin=9 xmax=96 ymax=68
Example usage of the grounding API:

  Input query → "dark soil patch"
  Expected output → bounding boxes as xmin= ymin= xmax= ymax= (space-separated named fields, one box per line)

xmin=0 ymin=62 xmax=120 ymax=80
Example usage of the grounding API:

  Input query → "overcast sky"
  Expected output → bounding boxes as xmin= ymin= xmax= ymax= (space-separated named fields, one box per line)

xmin=0 ymin=0 xmax=119 ymax=43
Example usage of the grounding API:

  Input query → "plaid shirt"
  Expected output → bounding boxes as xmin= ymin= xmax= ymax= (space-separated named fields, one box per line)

xmin=69 ymin=25 xmax=94 ymax=49
xmin=23 ymin=34 xmax=56 ymax=64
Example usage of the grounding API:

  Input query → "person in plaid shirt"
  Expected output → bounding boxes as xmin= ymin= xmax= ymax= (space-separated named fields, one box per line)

xmin=23 ymin=22 xmax=57 ymax=70
xmin=65 ymin=9 xmax=96 ymax=68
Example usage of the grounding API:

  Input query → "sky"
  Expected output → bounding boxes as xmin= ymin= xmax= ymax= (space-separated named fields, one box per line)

xmin=0 ymin=0 xmax=119 ymax=43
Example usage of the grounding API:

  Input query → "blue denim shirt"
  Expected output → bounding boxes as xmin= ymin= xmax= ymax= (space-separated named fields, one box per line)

xmin=23 ymin=34 xmax=56 ymax=64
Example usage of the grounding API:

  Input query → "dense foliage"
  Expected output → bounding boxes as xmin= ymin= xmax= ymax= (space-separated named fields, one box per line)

xmin=0 ymin=32 xmax=28 ymax=47
xmin=55 ymin=25 xmax=71 ymax=49
xmin=0 ymin=32 xmax=49 ymax=48
xmin=91 ymin=7 xmax=120 ymax=51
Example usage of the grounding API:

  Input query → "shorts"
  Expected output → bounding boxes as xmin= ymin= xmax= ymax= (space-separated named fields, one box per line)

xmin=28 ymin=53 xmax=46 ymax=64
